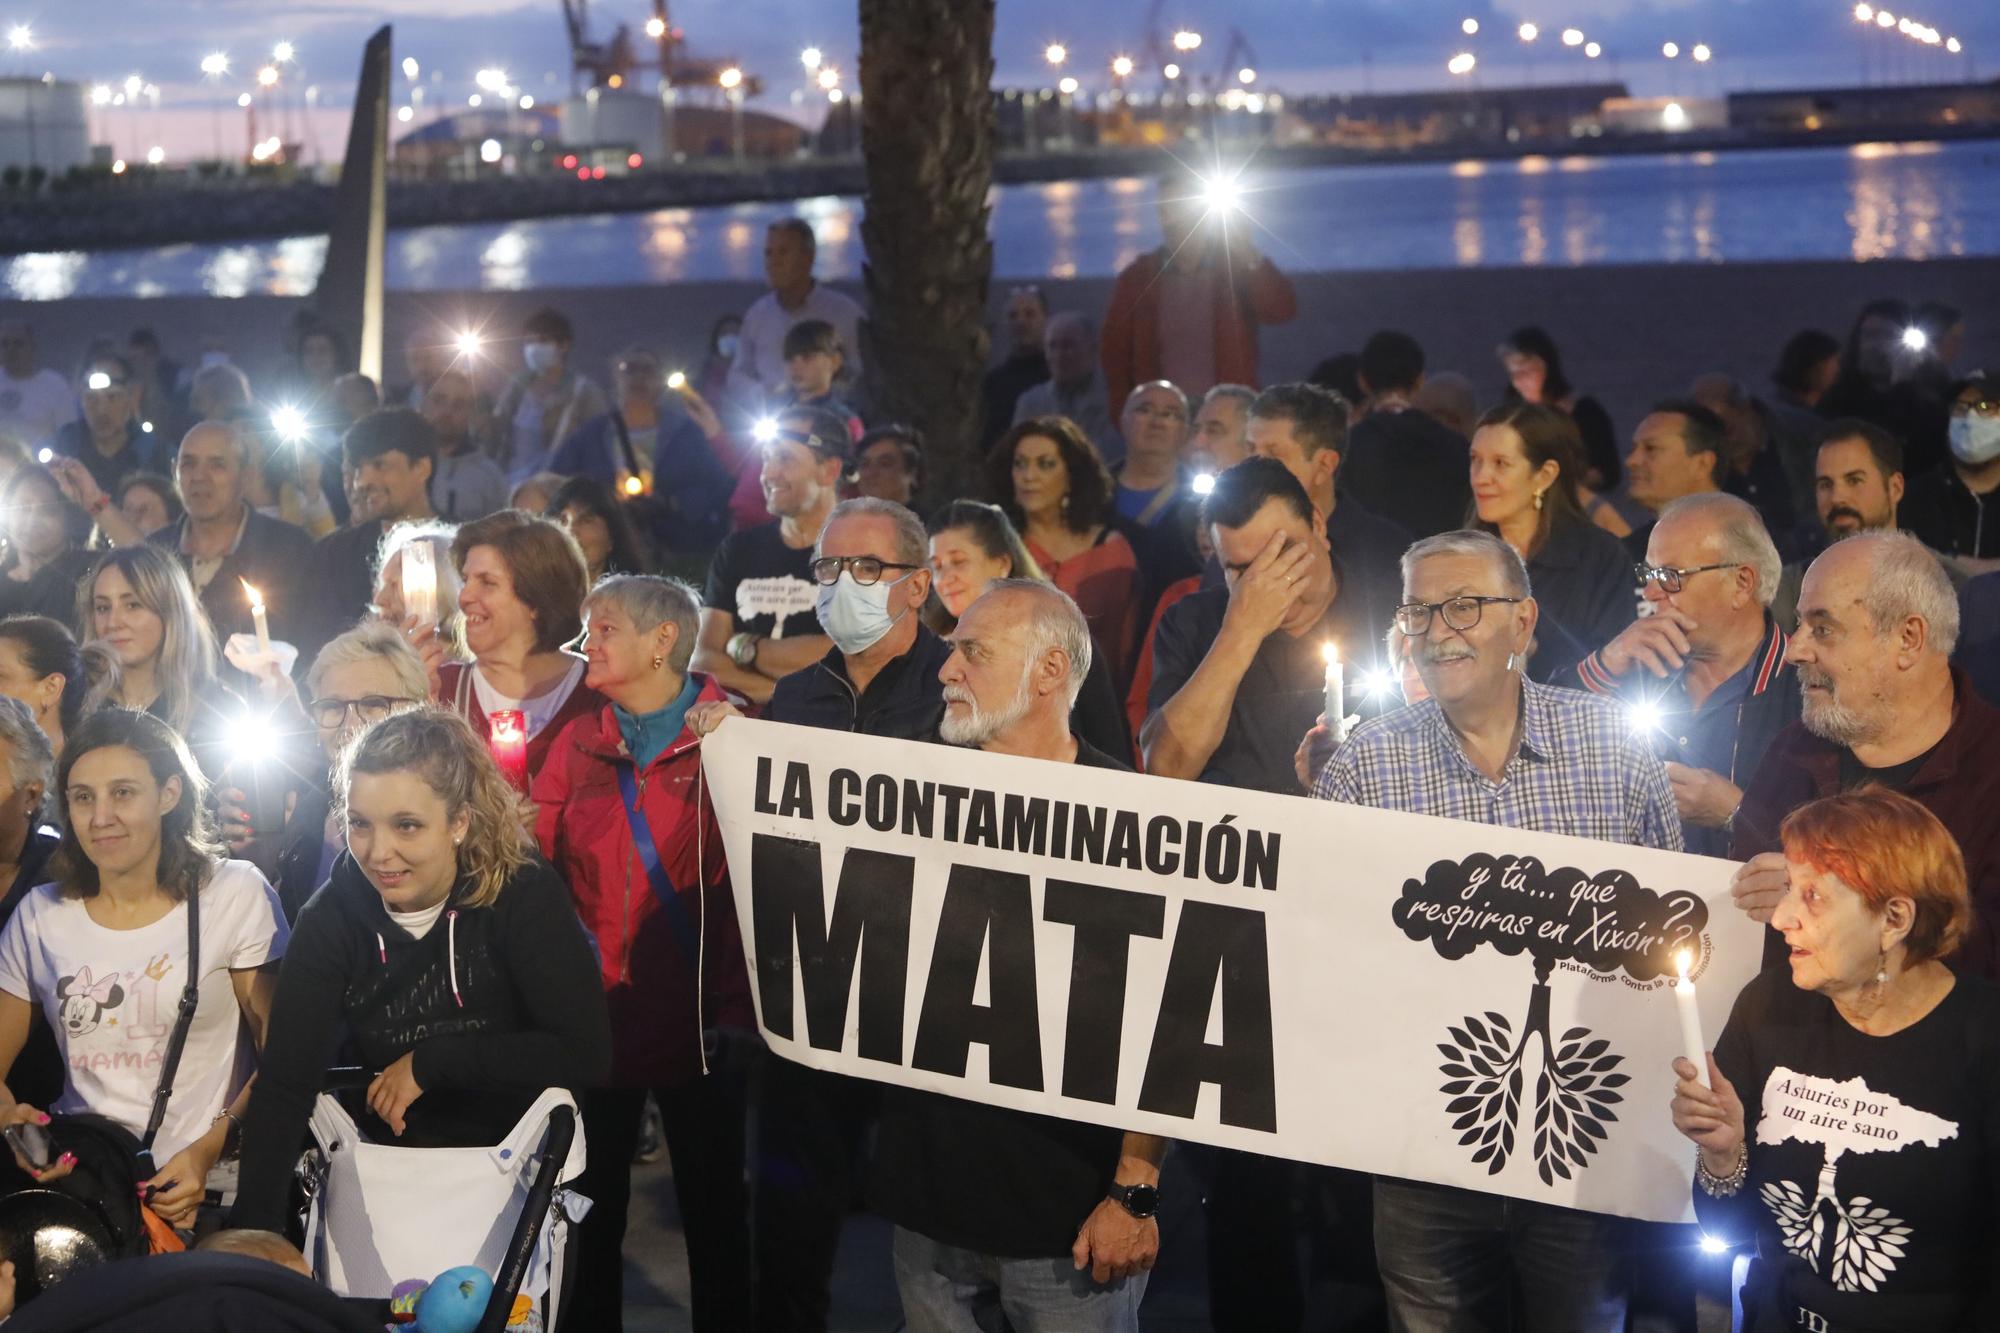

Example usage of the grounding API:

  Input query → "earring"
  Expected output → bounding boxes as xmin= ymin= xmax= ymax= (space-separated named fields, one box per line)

xmin=1505 ymin=651 xmax=1520 ymax=673
xmin=1531 ymin=488 xmax=1545 ymax=511
xmin=1874 ymin=949 xmax=1890 ymax=987
xmin=652 ymin=655 xmax=665 ymax=670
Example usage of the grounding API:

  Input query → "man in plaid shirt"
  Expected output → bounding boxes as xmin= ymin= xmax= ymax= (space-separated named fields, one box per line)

xmin=1312 ymin=529 xmax=1680 ymax=1331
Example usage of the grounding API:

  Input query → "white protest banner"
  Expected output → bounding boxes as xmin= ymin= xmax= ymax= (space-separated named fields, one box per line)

xmin=701 ymin=718 xmax=1765 ymax=1224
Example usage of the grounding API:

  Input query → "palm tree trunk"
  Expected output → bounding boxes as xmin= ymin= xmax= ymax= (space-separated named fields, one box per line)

xmin=856 ymin=0 xmax=996 ymax=504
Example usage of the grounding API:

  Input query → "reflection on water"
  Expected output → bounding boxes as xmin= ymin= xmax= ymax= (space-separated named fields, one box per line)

xmin=6 ymin=139 xmax=1996 ymax=299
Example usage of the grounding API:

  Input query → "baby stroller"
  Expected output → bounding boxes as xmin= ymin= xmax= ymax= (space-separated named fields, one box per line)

xmin=302 ymin=1082 xmax=588 ymax=1332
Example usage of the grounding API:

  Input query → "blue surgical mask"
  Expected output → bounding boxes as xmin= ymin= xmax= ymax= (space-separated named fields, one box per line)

xmin=523 ymin=341 xmax=560 ymax=375
xmin=1949 ymin=416 xmax=2000 ymax=466
xmin=815 ymin=570 xmax=911 ymax=655
xmin=717 ymin=333 xmax=741 ymax=360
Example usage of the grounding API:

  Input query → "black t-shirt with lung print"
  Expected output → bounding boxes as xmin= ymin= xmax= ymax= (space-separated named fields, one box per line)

xmin=1696 ymin=967 xmax=2000 ymax=1331
xmin=701 ymin=521 xmax=820 ymax=640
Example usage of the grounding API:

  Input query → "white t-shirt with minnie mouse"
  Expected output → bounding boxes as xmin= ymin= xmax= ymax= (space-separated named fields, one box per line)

xmin=0 ymin=859 xmax=288 ymax=1163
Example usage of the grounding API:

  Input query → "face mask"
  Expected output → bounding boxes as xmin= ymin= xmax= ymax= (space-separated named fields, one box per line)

xmin=717 ymin=334 xmax=741 ymax=360
xmin=1949 ymin=416 xmax=2000 ymax=466
xmin=815 ymin=570 xmax=911 ymax=655
xmin=523 ymin=341 xmax=560 ymax=375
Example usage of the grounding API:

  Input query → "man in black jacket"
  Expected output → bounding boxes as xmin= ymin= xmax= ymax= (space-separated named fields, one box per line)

xmin=695 ymin=494 xmax=948 ymax=1332
xmin=301 ymin=409 xmax=440 ymax=661
xmin=151 ymin=420 xmax=315 ymax=649
xmin=1557 ymin=492 xmax=1800 ymax=856
xmin=877 ymin=577 xmax=1164 ymax=1330
xmin=1342 ymin=330 xmax=1472 ymax=540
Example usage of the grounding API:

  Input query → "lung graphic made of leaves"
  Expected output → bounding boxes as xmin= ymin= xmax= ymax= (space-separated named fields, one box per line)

xmin=1437 ymin=1007 xmax=1629 ymax=1184
xmin=1761 ymin=1176 xmax=1914 ymax=1293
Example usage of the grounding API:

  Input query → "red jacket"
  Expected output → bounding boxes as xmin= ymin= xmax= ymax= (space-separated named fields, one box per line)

xmin=1100 ymin=247 xmax=1298 ymax=413
xmin=436 ymin=659 xmax=607 ymax=785
xmin=531 ymin=675 xmax=754 ymax=1087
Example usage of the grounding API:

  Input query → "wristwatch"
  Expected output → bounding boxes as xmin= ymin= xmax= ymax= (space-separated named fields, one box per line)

xmin=1107 ymin=1181 xmax=1160 ymax=1219
xmin=726 ymin=631 xmax=760 ymax=667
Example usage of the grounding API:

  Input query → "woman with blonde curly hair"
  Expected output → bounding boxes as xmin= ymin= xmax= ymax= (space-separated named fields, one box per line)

xmin=231 ymin=706 xmax=610 ymax=1230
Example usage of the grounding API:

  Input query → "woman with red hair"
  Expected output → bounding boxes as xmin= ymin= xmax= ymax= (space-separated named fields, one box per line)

xmin=1670 ymin=787 xmax=2000 ymax=1330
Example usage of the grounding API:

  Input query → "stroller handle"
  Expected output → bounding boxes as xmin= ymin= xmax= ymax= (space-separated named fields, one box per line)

xmin=475 ymin=1104 xmax=576 ymax=1333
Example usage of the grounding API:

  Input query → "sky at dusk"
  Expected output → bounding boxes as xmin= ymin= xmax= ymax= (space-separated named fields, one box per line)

xmin=12 ymin=0 xmax=2000 ymax=161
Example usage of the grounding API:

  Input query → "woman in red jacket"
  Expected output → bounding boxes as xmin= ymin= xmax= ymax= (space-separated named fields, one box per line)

xmin=531 ymin=573 xmax=753 ymax=1333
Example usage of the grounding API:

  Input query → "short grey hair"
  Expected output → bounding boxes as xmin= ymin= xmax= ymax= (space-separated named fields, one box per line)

xmin=1124 ymin=379 xmax=1190 ymax=416
xmin=985 ymin=577 xmax=1093 ymax=707
xmin=1202 ymin=384 xmax=1256 ymax=411
xmin=189 ymin=362 xmax=252 ymax=417
xmin=1658 ymin=492 xmax=1782 ymax=608
xmin=585 ymin=574 xmax=702 ymax=674
xmin=818 ymin=497 xmax=928 ymax=568
xmin=305 ymin=620 xmax=431 ymax=703
xmin=1849 ymin=530 xmax=1960 ymax=656
xmin=0 ymin=695 xmax=53 ymax=822
xmin=1401 ymin=530 xmax=1532 ymax=601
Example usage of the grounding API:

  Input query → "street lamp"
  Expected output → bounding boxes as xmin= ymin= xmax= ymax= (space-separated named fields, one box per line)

xmin=6 ymin=24 xmax=31 ymax=52
xmin=1163 ymin=62 xmax=1181 ymax=80
xmin=1854 ymin=3 xmax=1874 ymax=19
xmin=1585 ymin=41 xmax=1602 ymax=58
xmin=1111 ymin=55 xmax=1134 ymax=79
xmin=402 ymin=57 xmax=419 ymax=81
xmin=1172 ymin=30 xmax=1202 ymax=52
xmin=1662 ymin=42 xmax=1680 ymax=58
xmin=1518 ymin=23 xmax=1539 ymax=42
xmin=1447 ymin=52 xmax=1477 ymax=75
xmin=644 ymin=16 xmax=666 ymax=39
xmin=1238 ymin=67 xmax=1257 ymax=84
xmin=817 ymin=67 xmax=839 ymax=92
xmin=1561 ymin=28 xmax=1584 ymax=47
xmin=1044 ymin=43 xmax=1067 ymax=67
xmin=1462 ymin=18 xmax=1480 ymax=35
xmin=719 ymin=66 xmax=744 ymax=163
xmin=257 ymin=65 xmax=279 ymax=88
xmin=201 ymin=52 xmax=230 ymax=77
xmin=1692 ymin=43 xmax=1712 ymax=62
xmin=123 ymin=74 xmax=141 ymax=97
xmin=272 ymin=41 xmax=294 ymax=64
xmin=801 ymin=47 xmax=822 ymax=70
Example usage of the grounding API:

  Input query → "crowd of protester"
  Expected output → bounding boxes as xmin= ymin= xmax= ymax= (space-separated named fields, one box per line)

xmin=0 ymin=184 xmax=1992 ymax=1333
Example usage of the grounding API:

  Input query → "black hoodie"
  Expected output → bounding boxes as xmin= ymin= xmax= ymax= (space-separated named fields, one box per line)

xmin=232 ymin=851 xmax=610 ymax=1231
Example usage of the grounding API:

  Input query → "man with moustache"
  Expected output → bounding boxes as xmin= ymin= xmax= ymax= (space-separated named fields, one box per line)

xmin=1728 ymin=530 xmax=2000 ymax=974
xmin=1313 ymin=528 xmax=1679 ymax=1330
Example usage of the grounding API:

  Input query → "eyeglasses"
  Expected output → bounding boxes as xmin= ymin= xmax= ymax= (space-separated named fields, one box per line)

xmin=307 ymin=695 xmax=401 ymax=728
xmin=1394 ymin=595 xmax=1524 ymax=637
xmin=808 ymin=556 xmax=923 ymax=587
xmin=1950 ymin=396 xmax=2000 ymax=418
xmin=1633 ymin=562 xmax=1741 ymax=594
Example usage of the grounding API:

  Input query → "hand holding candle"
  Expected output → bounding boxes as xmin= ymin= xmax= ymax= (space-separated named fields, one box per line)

xmin=489 ymin=709 xmax=530 ymax=792
xmin=241 ymin=579 xmax=272 ymax=659
xmin=1673 ymin=949 xmax=1710 ymax=1089
xmin=1322 ymin=642 xmax=1347 ymax=743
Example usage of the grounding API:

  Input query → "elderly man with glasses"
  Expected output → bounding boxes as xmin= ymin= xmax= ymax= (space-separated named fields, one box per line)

xmin=1310 ymin=528 xmax=1679 ymax=1332
xmin=1558 ymin=492 xmax=1802 ymax=855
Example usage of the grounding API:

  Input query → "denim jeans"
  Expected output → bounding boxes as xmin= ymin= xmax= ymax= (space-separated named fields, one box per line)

xmin=1372 ymin=1178 xmax=1629 ymax=1333
xmin=891 ymin=1226 xmax=1148 ymax=1333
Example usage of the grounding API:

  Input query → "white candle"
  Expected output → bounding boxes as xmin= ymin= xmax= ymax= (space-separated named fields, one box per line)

xmin=1674 ymin=949 xmax=1710 ymax=1089
xmin=242 ymin=579 xmax=272 ymax=658
xmin=402 ymin=541 xmax=438 ymax=630
xmin=1322 ymin=641 xmax=1345 ymax=741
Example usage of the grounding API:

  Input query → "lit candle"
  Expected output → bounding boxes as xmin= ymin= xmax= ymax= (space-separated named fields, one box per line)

xmin=402 ymin=541 xmax=437 ymax=630
xmin=241 ymin=579 xmax=272 ymax=658
xmin=1674 ymin=949 xmax=1710 ymax=1089
xmin=666 ymin=370 xmax=687 ymax=391
xmin=1322 ymin=641 xmax=1345 ymax=741
xmin=622 ymin=473 xmax=646 ymax=497
xmin=489 ymin=708 xmax=530 ymax=792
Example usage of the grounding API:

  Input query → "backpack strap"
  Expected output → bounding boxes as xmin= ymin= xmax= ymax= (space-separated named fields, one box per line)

xmin=614 ymin=761 xmax=702 ymax=970
xmin=137 ymin=883 xmax=201 ymax=1164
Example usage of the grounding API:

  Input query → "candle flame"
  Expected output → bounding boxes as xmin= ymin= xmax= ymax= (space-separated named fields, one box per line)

xmin=622 ymin=475 xmax=645 ymax=496
xmin=240 ymin=578 xmax=264 ymax=610
xmin=1322 ymin=642 xmax=1340 ymax=666
xmin=489 ymin=709 xmax=526 ymax=743
xmin=1676 ymin=948 xmax=1693 ymax=982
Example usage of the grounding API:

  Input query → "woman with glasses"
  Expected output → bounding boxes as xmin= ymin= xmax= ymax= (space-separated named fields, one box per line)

xmin=985 ymin=416 xmax=1143 ymax=689
xmin=1898 ymin=371 xmax=2000 ymax=562
xmin=1468 ymin=401 xmax=1634 ymax=681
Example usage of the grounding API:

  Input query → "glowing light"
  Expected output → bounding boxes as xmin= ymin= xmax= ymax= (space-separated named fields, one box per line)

xmin=146 ymin=146 xmax=164 ymax=165
xmin=396 ymin=105 xmax=414 ymax=122
xmin=479 ymin=138 xmax=503 ymax=164
xmin=1628 ymin=699 xmax=1665 ymax=733
xmin=1237 ymin=66 xmax=1256 ymax=84
xmin=86 ymin=371 xmax=112 ymax=391
xmin=270 ymin=404 xmax=309 ymax=442
xmin=475 ymin=67 xmax=509 ymax=92
xmin=1518 ymin=22 xmax=1539 ymax=42
xmin=1360 ymin=669 xmax=1396 ymax=698
xmin=1561 ymin=28 xmax=1584 ymax=46
xmin=272 ymin=41 xmax=294 ymax=64
xmin=257 ymin=65 xmax=279 ymax=87
xmin=622 ymin=475 xmax=645 ymax=496
xmin=827 ymin=88 xmax=843 ymax=102
xmin=1662 ymin=41 xmax=1680 ymax=58
xmin=718 ymin=66 xmax=743 ymax=90
xmin=1585 ymin=41 xmax=1602 ymax=58
xmin=1699 ymin=1234 xmax=1729 ymax=1255
xmin=816 ymin=67 xmax=839 ymax=90
xmin=454 ymin=330 xmax=483 ymax=357
xmin=402 ymin=56 xmax=419 ymax=81
xmin=752 ymin=417 xmax=779 ymax=444
xmin=1461 ymin=17 xmax=1480 ymax=35
xmin=201 ymin=52 xmax=230 ymax=77
xmin=644 ymin=16 xmax=666 ymax=38
xmin=1172 ymin=29 xmax=1202 ymax=52
xmin=1947 ymin=37 xmax=1961 ymax=53
xmin=467 ymin=93 xmax=482 ymax=107
xmin=1058 ymin=75 xmax=1078 ymax=94
xmin=1692 ymin=43 xmax=1712 ymax=62
xmin=1191 ymin=471 xmax=1216 ymax=496
xmin=141 ymin=420 xmax=153 ymax=433
xmin=627 ymin=151 xmax=643 ymax=168
xmin=1854 ymin=3 xmax=1874 ymax=19
xmin=1202 ymin=174 xmax=1241 ymax=214
xmin=666 ymin=371 xmax=687 ymax=390
xmin=1876 ymin=11 xmax=1896 ymax=27
xmin=237 ymin=93 xmax=253 ymax=108
xmin=7 ymin=25 xmax=33 ymax=52
xmin=801 ymin=47 xmax=823 ymax=69
xmin=1044 ymin=43 xmax=1067 ymax=66
xmin=1111 ymin=55 xmax=1134 ymax=78
xmin=123 ymin=75 xmax=142 ymax=97
xmin=1902 ymin=326 xmax=1929 ymax=352
xmin=518 ymin=94 xmax=535 ymax=109
xmin=91 ymin=85 xmax=112 ymax=107
xmin=1447 ymin=52 xmax=1478 ymax=75
xmin=35 ymin=448 xmax=51 ymax=464
xmin=1662 ymin=102 xmax=1689 ymax=129
xmin=1163 ymin=62 xmax=1181 ymax=79
xmin=110 ymin=159 xmax=126 ymax=175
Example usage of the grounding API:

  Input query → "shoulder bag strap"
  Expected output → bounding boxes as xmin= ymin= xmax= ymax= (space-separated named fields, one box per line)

xmin=137 ymin=884 xmax=201 ymax=1162
xmin=614 ymin=761 xmax=702 ymax=970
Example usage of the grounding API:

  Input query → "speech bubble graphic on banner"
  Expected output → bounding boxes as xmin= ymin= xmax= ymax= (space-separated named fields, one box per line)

xmin=1394 ymin=853 xmax=1709 ymax=1186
